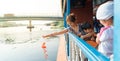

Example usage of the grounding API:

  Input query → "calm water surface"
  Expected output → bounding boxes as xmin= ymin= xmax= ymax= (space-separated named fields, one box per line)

xmin=0 ymin=25 xmax=60 ymax=61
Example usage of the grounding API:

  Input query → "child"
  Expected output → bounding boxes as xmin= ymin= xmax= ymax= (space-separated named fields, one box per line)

xmin=42 ymin=13 xmax=84 ymax=38
xmin=42 ymin=13 xmax=86 ymax=61
xmin=96 ymin=1 xmax=113 ymax=58
xmin=80 ymin=22 xmax=95 ymax=40
xmin=80 ymin=22 xmax=97 ymax=47
xmin=78 ymin=22 xmax=97 ymax=61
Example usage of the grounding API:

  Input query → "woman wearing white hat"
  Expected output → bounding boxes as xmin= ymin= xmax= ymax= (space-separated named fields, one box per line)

xmin=96 ymin=1 xmax=113 ymax=59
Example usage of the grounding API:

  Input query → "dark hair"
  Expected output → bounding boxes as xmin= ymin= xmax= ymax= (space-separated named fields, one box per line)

xmin=81 ymin=22 xmax=92 ymax=30
xmin=68 ymin=13 xmax=76 ymax=22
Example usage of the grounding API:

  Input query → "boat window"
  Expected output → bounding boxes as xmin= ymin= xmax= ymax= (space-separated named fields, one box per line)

xmin=71 ymin=0 xmax=87 ymax=8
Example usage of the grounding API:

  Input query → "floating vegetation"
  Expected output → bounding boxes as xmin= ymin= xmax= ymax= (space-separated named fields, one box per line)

xmin=5 ymin=38 xmax=15 ymax=44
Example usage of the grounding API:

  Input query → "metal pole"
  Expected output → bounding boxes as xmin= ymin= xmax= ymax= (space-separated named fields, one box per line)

xmin=114 ymin=0 xmax=120 ymax=60
xmin=29 ymin=20 xmax=32 ymax=32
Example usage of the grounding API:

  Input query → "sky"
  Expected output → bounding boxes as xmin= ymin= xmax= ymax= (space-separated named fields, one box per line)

xmin=0 ymin=0 xmax=62 ymax=17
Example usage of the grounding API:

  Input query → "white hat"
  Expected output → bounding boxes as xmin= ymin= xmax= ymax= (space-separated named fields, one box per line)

xmin=96 ymin=1 xmax=113 ymax=20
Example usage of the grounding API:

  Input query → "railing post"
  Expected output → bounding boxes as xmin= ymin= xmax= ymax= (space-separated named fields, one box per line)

xmin=63 ymin=0 xmax=70 ymax=58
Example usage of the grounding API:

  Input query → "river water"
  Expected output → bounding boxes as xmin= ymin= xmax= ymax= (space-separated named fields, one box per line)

xmin=0 ymin=25 xmax=60 ymax=61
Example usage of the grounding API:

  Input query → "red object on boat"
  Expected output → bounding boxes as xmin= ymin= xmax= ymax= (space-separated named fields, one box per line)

xmin=42 ymin=45 xmax=46 ymax=48
xmin=42 ymin=42 xmax=46 ymax=48
xmin=41 ymin=42 xmax=48 ymax=59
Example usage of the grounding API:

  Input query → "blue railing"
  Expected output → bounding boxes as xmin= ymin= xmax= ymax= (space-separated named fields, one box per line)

xmin=62 ymin=0 xmax=110 ymax=60
xmin=67 ymin=32 xmax=110 ymax=61
xmin=63 ymin=0 xmax=70 ymax=56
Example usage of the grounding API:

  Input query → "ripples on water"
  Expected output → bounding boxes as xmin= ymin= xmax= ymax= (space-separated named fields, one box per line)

xmin=0 ymin=26 xmax=60 ymax=61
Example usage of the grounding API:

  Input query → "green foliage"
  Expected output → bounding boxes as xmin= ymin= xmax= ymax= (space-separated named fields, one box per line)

xmin=51 ymin=20 xmax=64 ymax=29
xmin=5 ymin=38 xmax=15 ymax=44
xmin=0 ymin=21 xmax=25 ymax=27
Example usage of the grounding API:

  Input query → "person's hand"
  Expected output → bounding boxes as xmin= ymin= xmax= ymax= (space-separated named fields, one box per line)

xmin=42 ymin=35 xmax=51 ymax=39
xmin=91 ymin=36 xmax=95 ymax=41
xmin=80 ymin=35 xmax=84 ymax=39
xmin=42 ymin=35 xmax=48 ymax=38
xmin=96 ymin=37 xmax=100 ymax=44
xmin=96 ymin=33 xmax=100 ymax=44
xmin=77 ymin=33 xmax=82 ymax=37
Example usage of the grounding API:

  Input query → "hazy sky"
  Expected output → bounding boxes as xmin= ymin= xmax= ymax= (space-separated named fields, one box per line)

xmin=0 ymin=0 xmax=62 ymax=17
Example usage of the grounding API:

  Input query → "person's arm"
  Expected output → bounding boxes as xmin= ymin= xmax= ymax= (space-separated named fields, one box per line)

xmin=77 ymin=33 xmax=82 ymax=37
xmin=42 ymin=29 xmax=68 ymax=38
xmin=96 ymin=33 xmax=100 ymax=44
xmin=80 ymin=32 xmax=94 ymax=39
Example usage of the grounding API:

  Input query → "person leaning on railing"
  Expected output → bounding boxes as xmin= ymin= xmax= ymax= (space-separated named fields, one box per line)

xmin=96 ymin=1 xmax=113 ymax=60
xmin=42 ymin=13 xmax=87 ymax=61
xmin=78 ymin=22 xmax=98 ymax=61
xmin=80 ymin=22 xmax=98 ymax=48
xmin=42 ymin=13 xmax=84 ymax=39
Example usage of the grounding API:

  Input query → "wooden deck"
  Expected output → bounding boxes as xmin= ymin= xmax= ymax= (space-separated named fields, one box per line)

xmin=57 ymin=35 xmax=67 ymax=61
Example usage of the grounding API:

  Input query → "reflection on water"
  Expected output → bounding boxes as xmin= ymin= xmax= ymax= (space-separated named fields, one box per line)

xmin=0 ymin=25 xmax=60 ymax=61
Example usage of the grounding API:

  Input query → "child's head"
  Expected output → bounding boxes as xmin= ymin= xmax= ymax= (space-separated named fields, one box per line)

xmin=96 ymin=1 xmax=113 ymax=26
xmin=66 ymin=13 xmax=77 ymax=27
xmin=81 ymin=22 xmax=92 ymax=33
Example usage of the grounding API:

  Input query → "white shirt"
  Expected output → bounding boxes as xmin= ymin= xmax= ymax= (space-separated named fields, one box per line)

xmin=98 ymin=26 xmax=113 ymax=57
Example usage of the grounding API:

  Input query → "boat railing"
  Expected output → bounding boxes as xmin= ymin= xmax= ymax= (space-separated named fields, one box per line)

xmin=66 ymin=32 xmax=110 ymax=61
